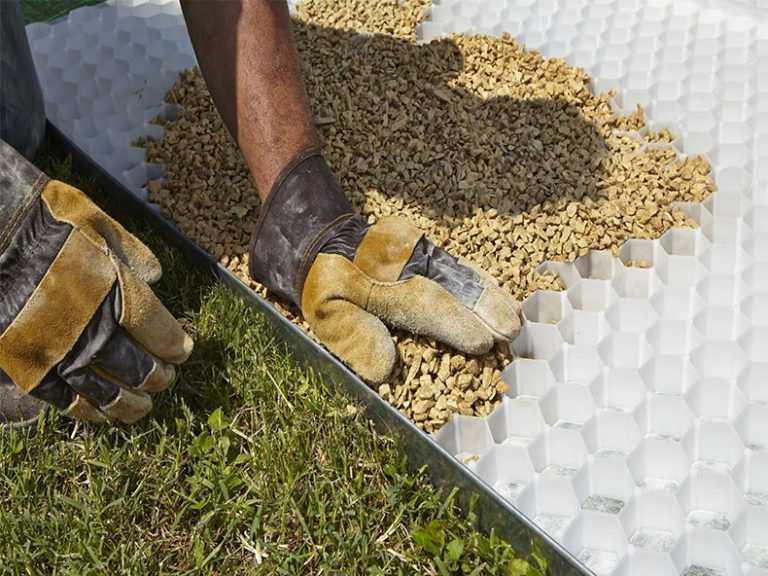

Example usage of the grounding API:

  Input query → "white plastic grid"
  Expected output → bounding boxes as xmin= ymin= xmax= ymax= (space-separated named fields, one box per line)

xmin=24 ymin=1 xmax=768 ymax=575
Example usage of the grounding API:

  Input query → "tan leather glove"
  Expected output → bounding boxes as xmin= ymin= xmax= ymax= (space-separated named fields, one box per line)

xmin=249 ymin=148 xmax=521 ymax=383
xmin=0 ymin=140 xmax=193 ymax=424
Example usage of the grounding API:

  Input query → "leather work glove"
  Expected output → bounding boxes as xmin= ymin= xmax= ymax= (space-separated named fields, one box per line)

xmin=249 ymin=148 xmax=522 ymax=383
xmin=0 ymin=140 xmax=193 ymax=424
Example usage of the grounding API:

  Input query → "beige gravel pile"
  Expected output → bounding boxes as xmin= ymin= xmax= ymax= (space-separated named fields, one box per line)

xmin=143 ymin=0 xmax=715 ymax=433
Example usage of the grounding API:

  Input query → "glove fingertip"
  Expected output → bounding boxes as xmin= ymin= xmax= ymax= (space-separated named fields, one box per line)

xmin=475 ymin=287 xmax=523 ymax=341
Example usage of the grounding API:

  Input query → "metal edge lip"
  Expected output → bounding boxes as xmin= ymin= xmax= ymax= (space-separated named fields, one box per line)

xmin=46 ymin=120 xmax=593 ymax=576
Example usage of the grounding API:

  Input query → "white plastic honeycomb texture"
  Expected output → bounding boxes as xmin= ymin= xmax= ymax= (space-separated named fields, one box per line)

xmin=25 ymin=1 xmax=768 ymax=575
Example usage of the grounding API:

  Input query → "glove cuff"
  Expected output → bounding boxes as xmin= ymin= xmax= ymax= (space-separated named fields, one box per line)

xmin=248 ymin=147 xmax=355 ymax=306
xmin=0 ymin=139 xmax=48 ymax=253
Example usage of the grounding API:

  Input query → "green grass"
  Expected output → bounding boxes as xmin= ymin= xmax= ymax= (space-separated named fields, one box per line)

xmin=0 ymin=146 xmax=545 ymax=575
xmin=6 ymin=3 xmax=546 ymax=574
xmin=20 ymin=0 xmax=103 ymax=24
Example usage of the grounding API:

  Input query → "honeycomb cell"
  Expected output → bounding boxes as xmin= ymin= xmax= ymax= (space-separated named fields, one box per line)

xmin=500 ymin=358 xmax=555 ymax=399
xmin=473 ymin=444 xmax=535 ymax=504
xmin=510 ymin=322 xmax=565 ymax=361
xmin=548 ymin=344 xmax=603 ymax=386
xmin=646 ymin=319 xmax=703 ymax=356
xmin=613 ymin=551 xmax=678 ymax=576
xmin=640 ymin=354 xmax=698 ymax=395
xmin=658 ymin=229 xmax=710 ymax=287
xmin=536 ymin=260 xmax=581 ymax=290
xmin=635 ymin=394 xmax=695 ymax=441
xmin=730 ymin=506 xmax=768 ymax=571
xmin=734 ymin=451 xmax=768 ymax=507
xmin=629 ymin=436 xmax=690 ymax=490
xmin=432 ymin=414 xmax=494 ymax=466
xmin=685 ymin=378 xmax=746 ymax=423
xmin=739 ymin=327 xmax=768 ymax=362
xmin=575 ymin=455 xmax=636 ymax=515
xmin=691 ymin=341 xmax=747 ymax=381
xmin=583 ymin=410 xmax=642 ymax=456
xmin=736 ymin=362 xmax=768 ymax=404
xmin=517 ymin=474 xmax=579 ymax=541
xmin=682 ymin=421 xmax=746 ymax=473
xmin=621 ymin=489 xmax=685 ymax=553
xmin=567 ymin=279 xmax=619 ymax=311
xmin=678 ymin=468 xmax=746 ymax=532
xmin=606 ymin=297 xmax=660 ymax=333
xmin=529 ymin=427 xmax=589 ymax=477
xmin=735 ymin=404 xmax=768 ymax=451
xmin=599 ymin=332 xmax=653 ymax=370
xmin=562 ymin=308 xmax=611 ymax=347
xmin=590 ymin=368 xmax=647 ymax=413
xmin=741 ymin=294 xmax=768 ymax=326
xmin=486 ymin=396 xmax=546 ymax=446
xmin=575 ymin=250 xmax=620 ymax=280
xmin=563 ymin=511 xmax=629 ymax=575
xmin=540 ymin=383 xmax=595 ymax=429
xmin=652 ymin=286 xmax=704 ymax=321
xmin=671 ymin=530 xmax=743 ymax=576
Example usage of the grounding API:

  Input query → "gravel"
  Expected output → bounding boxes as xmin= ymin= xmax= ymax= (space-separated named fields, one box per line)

xmin=143 ymin=0 xmax=714 ymax=433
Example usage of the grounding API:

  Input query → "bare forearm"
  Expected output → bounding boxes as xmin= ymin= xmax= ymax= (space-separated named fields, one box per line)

xmin=180 ymin=0 xmax=318 ymax=199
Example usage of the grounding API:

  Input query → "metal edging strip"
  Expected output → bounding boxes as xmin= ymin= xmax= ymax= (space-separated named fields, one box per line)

xmin=46 ymin=121 xmax=593 ymax=576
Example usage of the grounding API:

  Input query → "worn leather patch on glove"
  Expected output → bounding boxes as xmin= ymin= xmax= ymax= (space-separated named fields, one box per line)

xmin=0 ymin=228 xmax=116 ymax=392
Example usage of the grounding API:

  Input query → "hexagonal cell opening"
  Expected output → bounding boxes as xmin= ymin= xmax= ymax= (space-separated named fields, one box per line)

xmin=566 ymin=309 xmax=611 ymax=347
xmin=629 ymin=437 xmax=690 ymax=491
xmin=567 ymin=279 xmax=619 ymax=312
xmin=540 ymin=383 xmax=595 ymax=429
xmin=474 ymin=444 xmax=535 ymax=504
xmin=548 ymin=344 xmax=603 ymax=386
xmin=646 ymin=319 xmax=702 ymax=356
xmin=575 ymin=250 xmax=619 ymax=280
xmin=563 ymin=511 xmax=628 ymax=575
xmin=678 ymin=469 xmax=745 ymax=532
xmin=684 ymin=421 xmax=746 ymax=476
xmin=651 ymin=286 xmax=704 ymax=321
xmin=737 ymin=363 xmax=768 ymax=406
xmin=500 ymin=358 xmax=555 ymax=400
xmin=730 ymin=506 xmax=768 ymax=570
xmin=511 ymin=322 xmax=565 ymax=361
xmin=640 ymin=355 xmax=697 ymax=395
xmin=685 ymin=379 xmax=746 ymax=423
xmin=529 ymin=428 xmax=587 ymax=477
xmin=619 ymin=238 xmax=659 ymax=270
xmin=693 ymin=307 xmax=747 ymax=342
xmin=583 ymin=410 xmax=642 ymax=457
xmin=691 ymin=342 xmax=747 ymax=381
xmin=599 ymin=332 xmax=653 ymax=370
xmin=634 ymin=394 xmax=694 ymax=441
xmin=740 ymin=294 xmax=768 ymax=327
xmin=517 ymin=474 xmax=579 ymax=541
xmin=606 ymin=298 xmax=659 ymax=333
xmin=734 ymin=451 xmax=768 ymax=507
xmin=620 ymin=489 xmax=684 ymax=554
xmin=612 ymin=266 xmax=661 ymax=299
xmin=432 ymin=414 xmax=494 ymax=466
xmin=536 ymin=260 xmax=581 ymax=290
xmin=696 ymin=275 xmax=740 ymax=308
xmin=522 ymin=290 xmax=572 ymax=325
xmin=486 ymin=397 xmax=545 ymax=446
xmin=671 ymin=530 xmax=743 ymax=576
xmin=574 ymin=456 xmax=636 ymax=515
xmin=613 ymin=551 xmax=678 ymax=576
xmin=590 ymin=368 xmax=647 ymax=413
xmin=739 ymin=327 xmax=768 ymax=363
xmin=735 ymin=404 xmax=768 ymax=451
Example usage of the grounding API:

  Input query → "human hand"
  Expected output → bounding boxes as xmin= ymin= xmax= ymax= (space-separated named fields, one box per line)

xmin=0 ymin=141 xmax=193 ymax=424
xmin=249 ymin=149 xmax=521 ymax=383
